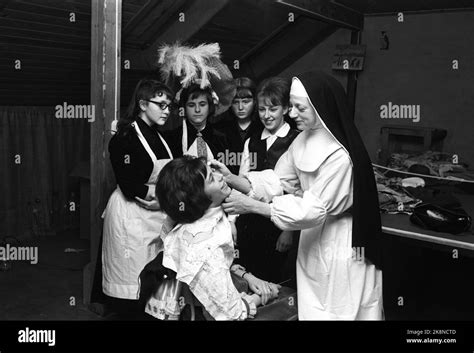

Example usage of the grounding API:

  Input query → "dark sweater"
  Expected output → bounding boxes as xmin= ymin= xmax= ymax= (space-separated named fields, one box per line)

xmin=164 ymin=119 xmax=229 ymax=159
xmin=214 ymin=117 xmax=263 ymax=174
xmin=109 ymin=118 xmax=172 ymax=200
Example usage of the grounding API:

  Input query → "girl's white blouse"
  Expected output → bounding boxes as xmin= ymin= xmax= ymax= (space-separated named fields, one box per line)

xmin=162 ymin=207 xmax=256 ymax=320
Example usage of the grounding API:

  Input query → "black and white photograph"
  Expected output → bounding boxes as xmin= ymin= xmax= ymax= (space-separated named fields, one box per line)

xmin=1 ymin=0 xmax=474 ymax=351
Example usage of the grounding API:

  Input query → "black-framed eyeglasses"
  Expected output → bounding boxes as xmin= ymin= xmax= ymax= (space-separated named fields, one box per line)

xmin=143 ymin=99 xmax=173 ymax=111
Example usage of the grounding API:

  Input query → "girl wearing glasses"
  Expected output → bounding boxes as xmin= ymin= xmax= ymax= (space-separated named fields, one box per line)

xmin=101 ymin=78 xmax=175 ymax=319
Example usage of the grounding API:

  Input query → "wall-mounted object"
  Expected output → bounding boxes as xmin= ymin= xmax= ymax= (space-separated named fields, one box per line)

xmin=332 ymin=44 xmax=366 ymax=71
xmin=380 ymin=31 xmax=390 ymax=50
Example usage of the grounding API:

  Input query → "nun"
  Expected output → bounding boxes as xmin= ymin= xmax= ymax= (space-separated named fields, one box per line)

xmin=211 ymin=71 xmax=383 ymax=320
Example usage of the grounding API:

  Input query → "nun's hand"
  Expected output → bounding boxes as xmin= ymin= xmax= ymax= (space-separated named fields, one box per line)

xmin=209 ymin=159 xmax=231 ymax=177
xmin=135 ymin=196 xmax=160 ymax=211
xmin=222 ymin=193 xmax=255 ymax=215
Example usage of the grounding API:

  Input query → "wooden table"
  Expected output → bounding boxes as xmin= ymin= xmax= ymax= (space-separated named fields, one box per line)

xmin=382 ymin=192 xmax=474 ymax=253
xmin=252 ymin=286 xmax=298 ymax=321
xmin=381 ymin=192 xmax=474 ymax=320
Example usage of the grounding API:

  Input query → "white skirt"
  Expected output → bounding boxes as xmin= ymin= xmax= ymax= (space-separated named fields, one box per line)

xmin=102 ymin=188 xmax=166 ymax=300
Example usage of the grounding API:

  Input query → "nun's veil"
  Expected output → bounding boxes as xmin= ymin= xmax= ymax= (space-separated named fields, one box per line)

xmin=295 ymin=71 xmax=382 ymax=269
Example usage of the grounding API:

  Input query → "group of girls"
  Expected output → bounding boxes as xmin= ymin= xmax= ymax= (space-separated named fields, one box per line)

xmin=100 ymin=71 xmax=384 ymax=321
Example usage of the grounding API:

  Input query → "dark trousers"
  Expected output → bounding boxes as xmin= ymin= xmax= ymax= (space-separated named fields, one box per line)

xmin=103 ymin=295 xmax=153 ymax=320
xmin=236 ymin=214 xmax=298 ymax=285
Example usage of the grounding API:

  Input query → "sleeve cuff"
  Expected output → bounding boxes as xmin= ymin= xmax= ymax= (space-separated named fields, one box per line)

xmin=246 ymin=188 xmax=257 ymax=199
xmin=243 ymin=174 xmax=257 ymax=199
xmin=230 ymin=264 xmax=246 ymax=277
xmin=227 ymin=214 xmax=238 ymax=222
xmin=244 ymin=170 xmax=282 ymax=202
xmin=241 ymin=294 xmax=257 ymax=319
xmin=269 ymin=202 xmax=276 ymax=223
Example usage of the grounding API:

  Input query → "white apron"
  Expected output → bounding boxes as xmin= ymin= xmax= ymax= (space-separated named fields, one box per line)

xmin=102 ymin=122 xmax=173 ymax=300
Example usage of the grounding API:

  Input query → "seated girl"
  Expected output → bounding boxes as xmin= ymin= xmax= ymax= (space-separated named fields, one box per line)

xmin=144 ymin=155 xmax=280 ymax=320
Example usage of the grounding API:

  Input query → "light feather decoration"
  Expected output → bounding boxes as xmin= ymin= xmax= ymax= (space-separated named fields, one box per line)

xmin=158 ymin=42 xmax=222 ymax=89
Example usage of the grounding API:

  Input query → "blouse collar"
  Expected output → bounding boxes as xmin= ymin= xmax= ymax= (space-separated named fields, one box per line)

xmin=180 ymin=206 xmax=225 ymax=235
xmin=261 ymin=122 xmax=290 ymax=140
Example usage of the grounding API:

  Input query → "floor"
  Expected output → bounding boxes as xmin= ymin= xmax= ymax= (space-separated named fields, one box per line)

xmin=0 ymin=230 xmax=102 ymax=320
xmin=2 ymin=228 xmax=472 ymax=321
xmin=383 ymin=234 xmax=474 ymax=320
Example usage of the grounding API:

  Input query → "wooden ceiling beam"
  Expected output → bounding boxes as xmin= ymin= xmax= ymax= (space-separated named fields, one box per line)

xmin=123 ymin=0 xmax=230 ymax=70
xmin=191 ymin=31 xmax=260 ymax=47
xmin=122 ymin=0 xmax=160 ymax=40
xmin=0 ymin=26 xmax=90 ymax=44
xmin=0 ymin=43 xmax=90 ymax=58
xmin=12 ymin=0 xmax=90 ymax=16
xmin=239 ymin=16 xmax=337 ymax=80
xmin=0 ymin=35 xmax=89 ymax=51
xmin=137 ymin=0 xmax=190 ymax=48
xmin=0 ymin=63 xmax=88 ymax=72
xmin=25 ymin=0 xmax=92 ymax=11
xmin=1 ymin=52 xmax=87 ymax=64
xmin=276 ymin=0 xmax=363 ymax=30
xmin=1 ymin=73 xmax=90 ymax=81
xmin=122 ymin=0 xmax=188 ymax=46
xmin=2 ymin=8 xmax=90 ymax=29
xmin=0 ymin=16 xmax=90 ymax=35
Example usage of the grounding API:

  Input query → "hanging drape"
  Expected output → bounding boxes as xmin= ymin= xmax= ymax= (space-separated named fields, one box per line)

xmin=0 ymin=106 xmax=89 ymax=241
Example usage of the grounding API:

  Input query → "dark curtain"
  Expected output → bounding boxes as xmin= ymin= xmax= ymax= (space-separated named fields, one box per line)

xmin=0 ymin=106 xmax=89 ymax=241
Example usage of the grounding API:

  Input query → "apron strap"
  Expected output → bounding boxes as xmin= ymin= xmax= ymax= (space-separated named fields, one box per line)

xmin=157 ymin=131 xmax=174 ymax=159
xmin=133 ymin=122 xmax=158 ymax=163
xmin=133 ymin=121 xmax=174 ymax=160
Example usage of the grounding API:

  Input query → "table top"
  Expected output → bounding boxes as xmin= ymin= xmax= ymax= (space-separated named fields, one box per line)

xmin=381 ymin=192 xmax=474 ymax=250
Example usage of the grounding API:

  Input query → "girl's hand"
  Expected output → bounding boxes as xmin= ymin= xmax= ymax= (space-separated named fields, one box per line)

xmin=209 ymin=159 xmax=231 ymax=177
xmin=246 ymin=274 xmax=280 ymax=305
xmin=276 ymin=230 xmax=293 ymax=252
xmin=135 ymin=196 xmax=160 ymax=211
xmin=222 ymin=193 xmax=255 ymax=215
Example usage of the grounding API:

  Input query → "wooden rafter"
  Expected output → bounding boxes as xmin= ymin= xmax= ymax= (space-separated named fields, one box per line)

xmin=123 ymin=0 xmax=230 ymax=70
xmin=276 ymin=0 xmax=363 ymax=30
xmin=122 ymin=0 xmax=159 ymax=40
xmin=239 ymin=15 xmax=337 ymax=80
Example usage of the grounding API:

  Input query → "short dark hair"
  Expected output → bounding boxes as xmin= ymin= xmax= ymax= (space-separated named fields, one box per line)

xmin=234 ymin=77 xmax=256 ymax=99
xmin=256 ymin=77 xmax=290 ymax=107
xmin=179 ymin=84 xmax=216 ymax=118
xmin=156 ymin=156 xmax=212 ymax=223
